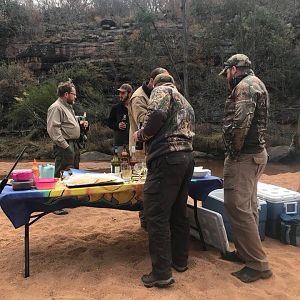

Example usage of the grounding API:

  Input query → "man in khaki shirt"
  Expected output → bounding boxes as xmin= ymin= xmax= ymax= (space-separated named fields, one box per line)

xmin=127 ymin=67 xmax=169 ymax=229
xmin=47 ymin=81 xmax=88 ymax=179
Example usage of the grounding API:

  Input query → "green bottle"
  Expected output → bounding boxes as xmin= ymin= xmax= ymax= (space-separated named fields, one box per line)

xmin=111 ymin=147 xmax=121 ymax=174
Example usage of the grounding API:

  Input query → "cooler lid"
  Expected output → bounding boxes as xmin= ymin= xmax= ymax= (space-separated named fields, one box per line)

xmin=208 ymin=188 xmax=267 ymax=205
xmin=191 ymin=206 xmax=229 ymax=254
xmin=257 ymin=182 xmax=300 ymax=203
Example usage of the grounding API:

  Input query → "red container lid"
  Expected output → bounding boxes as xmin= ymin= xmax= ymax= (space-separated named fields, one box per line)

xmin=35 ymin=178 xmax=56 ymax=183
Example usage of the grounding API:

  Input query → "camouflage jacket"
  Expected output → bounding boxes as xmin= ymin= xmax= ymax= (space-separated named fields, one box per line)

xmin=222 ymin=71 xmax=269 ymax=159
xmin=137 ymin=83 xmax=195 ymax=162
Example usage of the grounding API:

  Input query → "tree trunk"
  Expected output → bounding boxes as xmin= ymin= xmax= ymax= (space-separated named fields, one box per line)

xmin=181 ymin=0 xmax=189 ymax=98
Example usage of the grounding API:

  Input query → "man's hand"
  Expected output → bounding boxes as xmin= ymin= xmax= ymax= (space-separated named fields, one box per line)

xmin=133 ymin=131 xmax=139 ymax=142
xmin=118 ymin=121 xmax=126 ymax=130
xmin=80 ymin=120 xmax=89 ymax=129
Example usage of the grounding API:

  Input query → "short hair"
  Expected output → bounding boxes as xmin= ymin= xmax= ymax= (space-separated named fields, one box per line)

xmin=57 ymin=81 xmax=75 ymax=97
xmin=150 ymin=67 xmax=169 ymax=80
xmin=154 ymin=73 xmax=175 ymax=86
xmin=236 ymin=66 xmax=251 ymax=73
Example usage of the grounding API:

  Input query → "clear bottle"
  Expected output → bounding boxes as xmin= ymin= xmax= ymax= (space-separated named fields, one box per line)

xmin=111 ymin=147 xmax=121 ymax=174
xmin=135 ymin=122 xmax=143 ymax=150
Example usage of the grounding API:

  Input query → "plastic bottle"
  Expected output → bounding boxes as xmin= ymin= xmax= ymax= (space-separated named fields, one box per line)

xmin=32 ymin=159 xmax=39 ymax=179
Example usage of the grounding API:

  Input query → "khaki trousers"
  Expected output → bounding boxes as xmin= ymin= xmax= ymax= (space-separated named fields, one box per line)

xmin=223 ymin=148 xmax=270 ymax=271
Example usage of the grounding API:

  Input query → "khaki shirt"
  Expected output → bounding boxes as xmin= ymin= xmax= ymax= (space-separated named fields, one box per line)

xmin=127 ymin=86 xmax=149 ymax=160
xmin=47 ymin=98 xmax=80 ymax=149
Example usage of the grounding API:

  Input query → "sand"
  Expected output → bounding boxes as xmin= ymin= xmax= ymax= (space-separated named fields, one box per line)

xmin=0 ymin=161 xmax=299 ymax=300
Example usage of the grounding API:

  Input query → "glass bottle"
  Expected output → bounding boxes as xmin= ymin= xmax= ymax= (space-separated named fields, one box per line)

xmin=130 ymin=145 xmax=137 ymax=168
xmin=121 ymin=144 xmax=130 ymax=163
xmin=135 ymin=122 xmax=143 ymax=150
xmin=111 ymin=147 xmax=121 ymax=174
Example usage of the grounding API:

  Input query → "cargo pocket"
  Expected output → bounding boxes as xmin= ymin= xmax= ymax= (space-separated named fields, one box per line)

xmin=253 ymin=156 xmax=267 ymax=165
xmin=165 ymin=155 xmax=186 ymax=165
xmin=223 ymin=160 xmax=236 ymax=190
xmin=253 ymin=155 xmax=267 ymax=178
xmin=223 ymin=175 xmax=235 ymax=190
xmin=143 ymin=176 xmax=162 ymax=195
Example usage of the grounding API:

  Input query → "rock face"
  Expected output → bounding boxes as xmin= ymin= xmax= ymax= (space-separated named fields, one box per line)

xmin=80 ymin=151 xmax=111 ymax=161
xmin=4 ymin=24 xmax=136 ymax=74
xmin=267 ymin=146 xmax=293 ymax=162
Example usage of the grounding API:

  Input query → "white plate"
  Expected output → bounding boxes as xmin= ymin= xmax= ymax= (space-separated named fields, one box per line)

xmin=63 ymin=173 xmax=124 ymax=187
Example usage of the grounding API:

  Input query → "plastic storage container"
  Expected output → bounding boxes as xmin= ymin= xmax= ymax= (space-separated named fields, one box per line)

xmin=11 ymin=169 xmax=33 ymax=182
xmin=12 ymin=179 xmax=33 ymax=191
xmin=187 ymin=204 xmax=229 ymax=254
xmin=257 ymin=182 xmax=300 ymax=239
xmin=35 ymin=178 xmax=57 ymax=190
xmin=193 ymin=167 xmax=211 ymax=177
xmin=203 ymin=188 xmax=267 ymax=241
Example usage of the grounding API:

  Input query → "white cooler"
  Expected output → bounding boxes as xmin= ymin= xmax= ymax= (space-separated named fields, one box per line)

xmin=257 ymin=182 xmax=300 ymax=239
xmin=202 ymin=189 xmax=267 ymax=241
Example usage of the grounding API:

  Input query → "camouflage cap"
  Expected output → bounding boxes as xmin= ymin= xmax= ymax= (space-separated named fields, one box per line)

xmin=153 ymin=73 xmax=175 ymax=86
xmin=219 ymin=54 xmax=252 ymax=76
xmin=117 ymin=83 xmax=133 ymax=93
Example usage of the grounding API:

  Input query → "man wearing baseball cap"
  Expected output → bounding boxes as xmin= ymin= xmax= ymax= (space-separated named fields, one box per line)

xmin=107 ymin=83 xmax=133 ymax=154
xmin=219 ymin=54 xmax=272 ymax=283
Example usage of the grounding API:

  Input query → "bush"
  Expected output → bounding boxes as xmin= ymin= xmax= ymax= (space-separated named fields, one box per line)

xmin=8 ymin=80 xmax=57 ymax=130
xmin=85 ymin=122 xmax=114 ymax=154
xmin=0 ymin=63 xmax=34 ymax=128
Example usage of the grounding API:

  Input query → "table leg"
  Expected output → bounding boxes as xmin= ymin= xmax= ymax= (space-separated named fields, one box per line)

xmin=193 ymin=199 xmax=207 ymax=251
xmin=24 ymin=223 xmax=29 ymax=278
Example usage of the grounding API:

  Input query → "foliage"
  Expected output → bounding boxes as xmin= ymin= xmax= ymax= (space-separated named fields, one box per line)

xmin=7 ymin=80 xmax=57 ymax=130
xmin=52 ymin=64 xmax=109 ymax=123
xmin=190 ymin=0 xmax=300 ymax=120
xmin=86 ymin=122 xmax=113 ymax=154
xmin=0 ymin=63 xmax=34 ymax=127
xmin=1 ymin=0 xmax=299 ymax=134
xmin=0 ymin=0 xmax=42 ymax=41
xmin=8 ymin=64 xmax=110 ymax=130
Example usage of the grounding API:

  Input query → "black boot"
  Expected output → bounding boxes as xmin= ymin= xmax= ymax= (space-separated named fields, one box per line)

xmin=141 ymin=272 xmax=174 ymax=288
xmin=172 ymin=262 xmax=188 ymax=273
xmin=221 ymin=251 xmax=245 ymax=263
xmin=232 ymin=266 xmax=273 ymax=283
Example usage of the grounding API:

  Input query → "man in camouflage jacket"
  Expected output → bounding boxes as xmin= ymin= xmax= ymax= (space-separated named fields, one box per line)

xmin=127 ymin=67 xmax=169 ymax=229
xmin=219 ymin=54 xmax=272 ymax=283
xmin=134 ymin=73 xmax=195 ymax=288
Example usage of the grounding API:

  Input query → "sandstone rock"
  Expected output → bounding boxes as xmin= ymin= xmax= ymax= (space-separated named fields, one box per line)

xmin=122 ymin=23 xmax=131 ymax=29
xmin=80 ymin=151 xmax=111 ymax=161
xmin=193 ymin=151 xmax=207 ymax=158
xmin=100 ymin=19 xmax=117 ymax=27
xmin=102 ymin=24 xmax=111 ymax=30
xmin=267 ymin=146 xmax=291 ymax=162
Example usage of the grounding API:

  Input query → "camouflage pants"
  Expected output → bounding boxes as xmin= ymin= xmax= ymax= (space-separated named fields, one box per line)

xmin=223 ymin=148 xmax=269 ymax=271
xmin=53 ymin=141 xmax=80 ymax=178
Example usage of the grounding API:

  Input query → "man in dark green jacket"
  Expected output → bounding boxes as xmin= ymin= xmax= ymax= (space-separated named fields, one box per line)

xmin=134 ymin=73 xmax=195 ymax=288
